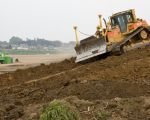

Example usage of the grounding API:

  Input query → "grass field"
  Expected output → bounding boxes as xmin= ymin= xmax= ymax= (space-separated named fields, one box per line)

xmin=5 ymin=49 xmax=60 ymax=55
xmin=4 ymin=47 xmax=75 ymax=55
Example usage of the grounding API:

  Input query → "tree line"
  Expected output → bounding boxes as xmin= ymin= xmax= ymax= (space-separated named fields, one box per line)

xmin=0 ymin=36 xmax=75 ymax=49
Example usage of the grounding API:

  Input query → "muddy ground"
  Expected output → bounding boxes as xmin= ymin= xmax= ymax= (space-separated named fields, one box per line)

xmin=0 ymin=46 xmax=150 ymax=120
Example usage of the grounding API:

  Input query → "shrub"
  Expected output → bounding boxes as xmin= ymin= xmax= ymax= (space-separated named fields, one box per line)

xmin=95 ymin=111 xmax=111 ymax=120
xmin=39 ymin=100 xmax=81 ymax=120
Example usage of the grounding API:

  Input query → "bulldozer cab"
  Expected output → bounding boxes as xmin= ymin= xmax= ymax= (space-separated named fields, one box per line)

xmin=111 ymin=10 xmax=135 ymax=33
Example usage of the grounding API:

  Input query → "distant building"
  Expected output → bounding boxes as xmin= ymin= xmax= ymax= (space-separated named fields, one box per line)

xmin=17 ymin=46 xmax=29 ymax=50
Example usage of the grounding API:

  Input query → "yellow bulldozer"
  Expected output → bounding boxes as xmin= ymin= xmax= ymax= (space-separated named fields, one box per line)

xmin=74 ymin=9 xmax=150 ymax=63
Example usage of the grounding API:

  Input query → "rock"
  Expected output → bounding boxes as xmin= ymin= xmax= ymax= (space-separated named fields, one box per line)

xmin=114 ymin=97 xmax=122 ymax=102
xmin=85 ymin=68 xmax=90 ymax=70
xmin=63 ymin=81 xmax=70 ymax=86
xmin=29 ymin=112 xmax=38 ymax=119
xmin=106 ymin=102 xmax=118 ymax=109
xmin=70 ymin=79 xmax=79 ymax=84
xmin=80 ymin=80 xmax=88 ymax=84
xmin=143 ymin=98 xmax=150 ymax=110
xmin=5 ymin=104 xmax=16 ymax=111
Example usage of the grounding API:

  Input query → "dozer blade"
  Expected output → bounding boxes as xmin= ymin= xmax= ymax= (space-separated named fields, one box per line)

xmin=75 ymin=36 xmax=107 ymax=63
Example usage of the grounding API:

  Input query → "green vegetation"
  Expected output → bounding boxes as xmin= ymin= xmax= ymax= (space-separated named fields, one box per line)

xmin=9 ymin=36 xmax=63 ymax=47
xmin=9 ymin=36 xmax=23 ymax=45
xmin=5 ymin=49 xmax=59 ymax=55
xmin=40 ymin=100 xmax=81 ymax=120
xmin=95 ymin=111 xmax=111 ymax=120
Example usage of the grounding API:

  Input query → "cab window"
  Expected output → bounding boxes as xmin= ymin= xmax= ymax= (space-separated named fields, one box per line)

xmin=126 ymin=14 xmax=133 ymax=23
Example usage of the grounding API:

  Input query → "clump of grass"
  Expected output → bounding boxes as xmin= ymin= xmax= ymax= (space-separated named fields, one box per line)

xmin=39 ymin=100 xmax=81 ymax=120
xmin=95 ymin=111 xmax=111 ymax=120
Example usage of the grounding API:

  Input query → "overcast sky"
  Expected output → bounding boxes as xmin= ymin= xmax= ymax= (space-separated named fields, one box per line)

xmin=0 ymin=0 xmax=149 ymax=42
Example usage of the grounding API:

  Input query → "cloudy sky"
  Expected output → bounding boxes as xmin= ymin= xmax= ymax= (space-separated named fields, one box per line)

xmin=0 ymin=0 xmax=149 ymax=42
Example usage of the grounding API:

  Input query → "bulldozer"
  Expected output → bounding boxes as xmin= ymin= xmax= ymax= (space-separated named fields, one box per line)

xmin=74 ymin=9 xmax=150 ymax=63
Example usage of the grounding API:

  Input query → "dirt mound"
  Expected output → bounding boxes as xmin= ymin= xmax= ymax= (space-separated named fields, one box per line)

xmin=0 ymin=46 xmax=150 ymax=119
xmin=64 ymin=96 xmax=150 ymax=120
xmin=0 ymin=57 xmax=78 ymax=89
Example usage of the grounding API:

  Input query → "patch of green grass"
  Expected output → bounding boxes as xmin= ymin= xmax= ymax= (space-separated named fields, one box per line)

xmin=95 ymin=111 xmax=111 ymax=120
xmin=40 ymin=100 xmax=81 ymax=120
xmin=5 ymin=49 xmax=59 ymax=55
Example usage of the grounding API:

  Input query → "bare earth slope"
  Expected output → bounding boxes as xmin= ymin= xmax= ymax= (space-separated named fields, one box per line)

xmin=0 ymin=46 xmax=150 ymax=120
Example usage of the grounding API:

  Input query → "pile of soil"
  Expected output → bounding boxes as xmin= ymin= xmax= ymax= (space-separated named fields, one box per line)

xmin=0 ymin=57 xmax=78 ymax=89
xmin=0 ymin=46 xmax=150 ymax=120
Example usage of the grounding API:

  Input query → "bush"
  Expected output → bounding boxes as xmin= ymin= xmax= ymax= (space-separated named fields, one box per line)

xmin=95 ymin=111 xmax=111 ymax=120
xmin=39 ymin=100 xmax=81 ymax=120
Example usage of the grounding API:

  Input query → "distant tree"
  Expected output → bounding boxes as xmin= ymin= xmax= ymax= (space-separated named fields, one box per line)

xmin=37 ymin=39 xmax=50 ymax=46
xmin=9 ymin=36 xmax=24 ymax=45
xmin=26 ymin=38 xmax=37 ymax=46
xmin=0 ymin=41 xmax=11 ymax=49
xmin=5 ymin=45 xmax=12 ymax=49
xmin=8 ymin=36 xmax=66 ymax=48
xmin=51 ymin=40 xmax=62 ymax=47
